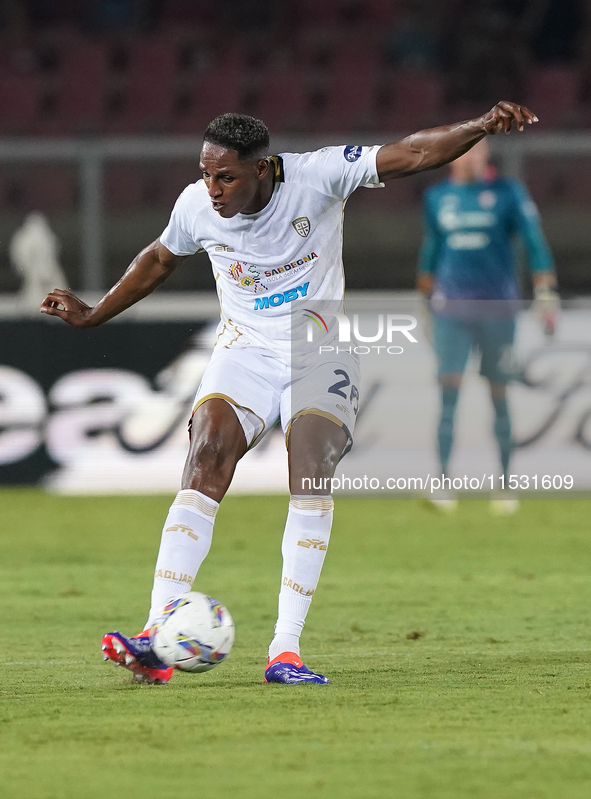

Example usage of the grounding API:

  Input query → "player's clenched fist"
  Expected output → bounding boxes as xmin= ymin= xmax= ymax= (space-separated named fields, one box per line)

xmin=40 ymin=288 xmax=96 ymax=327
xmin=482 ymin=101 xmax=539 ymax=134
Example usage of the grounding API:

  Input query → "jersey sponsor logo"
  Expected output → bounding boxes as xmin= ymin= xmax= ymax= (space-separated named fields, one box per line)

xmin=438 ymin=194 xmax=496 ymax=232
xmin=264 ymin=251 xmax=318 ymax=282
xmin=344 ymin=145 xmax=363 ymax=162
xmin=214 ymin=244 xmax=235 ymax=252
xmin=229 ymin=262 xmax=243 ymax=281
xmin=447 ymin=232 xmax=491 ymax=250
xmin=228 ymin=261 xmax=268 ymax=292
xmin=253 ymin=282 xmax=310 ymax=310
xmin=292 ymin=216 xmax=311 ymax=237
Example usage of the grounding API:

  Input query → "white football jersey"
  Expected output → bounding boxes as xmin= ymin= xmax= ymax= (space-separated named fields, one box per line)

xmin=160 ymin=144 xmax=382 ymax=358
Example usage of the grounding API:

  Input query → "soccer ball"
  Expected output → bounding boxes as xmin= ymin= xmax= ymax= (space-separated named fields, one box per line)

xmin=150 ymin=592 xmax=235 ymax=673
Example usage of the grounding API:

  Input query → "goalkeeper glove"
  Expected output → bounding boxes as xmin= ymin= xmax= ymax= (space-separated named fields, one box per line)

xmin=532 ymin=287 xmax=560 ymax=337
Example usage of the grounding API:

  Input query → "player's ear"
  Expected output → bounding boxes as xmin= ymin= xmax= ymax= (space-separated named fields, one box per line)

xmin=255 ymin=158 xmax=270 ymax=179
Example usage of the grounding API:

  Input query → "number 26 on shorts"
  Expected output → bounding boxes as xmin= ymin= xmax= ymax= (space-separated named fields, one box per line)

xmin=328 ymin=369 xmax=359 ymax=415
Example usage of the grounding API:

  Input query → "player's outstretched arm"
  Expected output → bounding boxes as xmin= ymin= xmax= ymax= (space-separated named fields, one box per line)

xmin=376 ymin=101 xmax=538 ymax=182
xmin=39 ymin=240 xmax=185 ymax=328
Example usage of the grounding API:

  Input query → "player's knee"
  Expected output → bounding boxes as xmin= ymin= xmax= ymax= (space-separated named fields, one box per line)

xmin=181 ymin=434 xmax=240 ymax=497
xmin=290 ymin=421 xmax=348 ymax=478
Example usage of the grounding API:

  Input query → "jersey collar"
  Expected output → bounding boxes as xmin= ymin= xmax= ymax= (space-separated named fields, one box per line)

xmin=268 ymin=155 xmax=285 ymax=184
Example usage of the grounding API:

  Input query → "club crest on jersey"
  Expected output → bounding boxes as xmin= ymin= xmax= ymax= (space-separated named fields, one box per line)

xmin=344 ymin=145 xmax=362 ymax=162
xmin=292 ymin=217 xmax=311 ymax=237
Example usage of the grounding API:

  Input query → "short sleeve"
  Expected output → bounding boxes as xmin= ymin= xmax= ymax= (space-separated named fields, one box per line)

xmin=283 ymin=145 xmax=383 ymax=201
xmin=160 ymin=186 xmax=202 ymax=256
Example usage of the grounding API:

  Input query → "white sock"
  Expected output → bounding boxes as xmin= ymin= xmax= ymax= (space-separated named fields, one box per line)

xmin=145 ymin=489 xmax=218 ymax=628
xmin=268 ymin=495 xmax=334 ymax=661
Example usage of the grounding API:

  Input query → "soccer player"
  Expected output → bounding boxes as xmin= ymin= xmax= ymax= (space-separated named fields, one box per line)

xmin=417 ymin=138 xmax=558 ymax=513
xmin=41 ymin=102 xmax=537 ymax=684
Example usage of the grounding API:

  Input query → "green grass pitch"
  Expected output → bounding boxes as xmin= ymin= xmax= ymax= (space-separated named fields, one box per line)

xmin=1 ymin=489 xmax=591 ymax=798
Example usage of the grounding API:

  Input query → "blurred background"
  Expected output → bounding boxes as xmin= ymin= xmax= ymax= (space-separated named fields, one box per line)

xmin=2 ymin=0 xmax=591 ymax=493
xmin=0 ymin=0 xmax=590 ymax=293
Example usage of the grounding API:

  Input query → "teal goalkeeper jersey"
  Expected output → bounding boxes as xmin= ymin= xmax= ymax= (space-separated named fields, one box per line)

xmin=418 ymin=176 xmax=554 ymax=301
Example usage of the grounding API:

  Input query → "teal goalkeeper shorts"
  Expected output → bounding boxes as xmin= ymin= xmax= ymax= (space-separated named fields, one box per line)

xmin=433 ymin=314 xmax=516 ymax=384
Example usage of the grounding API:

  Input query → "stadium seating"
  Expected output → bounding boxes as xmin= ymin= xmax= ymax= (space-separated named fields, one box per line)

xmin=160 ymin=0 xmax=216 ymax=29
xmin=41 ymin=39 xmax=110 ymax=135
xmin=157 ymin=162 xmax=201 ymax=207
xmin=252 ymin=67 xmax=309 ymax=133
xmin=382 ymin=72 xmax=445 ymax=134
xmin=366 ymin=0 xmax=402 ymax=24
xmin=0 ymin=4 xmax=587 ymax=139
xmin=310 ymin=72 xmax=380 ymax=133
xmin=104 ymin=159 xmax=202 ymax=210
xmin=104 ymin=163 xmax=147 ymax=208
xmin=172 ymin=66 xmax=247 ymax=134
xmin=0 ymin=163 xmax=77 ymax=212
xmin=292 ymin=0 xmax=349 ymax=26
xmin=293 ymin=0 xmax=401 ymax=28
xmin=0 ymin=73 xmax=39 ymax=135
xmin=104 ymin=37 xmax=180 ymax=134
xmin=525 ymin=66 xmax=580 ymax=129
xmin=24 ymin=165 xmax=78 ymax=211
xmin=305 ymin=34 xmax=382 ymax=132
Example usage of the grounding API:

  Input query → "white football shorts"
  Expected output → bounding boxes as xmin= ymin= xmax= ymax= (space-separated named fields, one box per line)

xmin=191 ymin=346 xmax=361 ymax=450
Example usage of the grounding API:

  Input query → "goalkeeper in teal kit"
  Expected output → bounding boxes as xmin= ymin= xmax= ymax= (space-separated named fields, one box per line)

xmin=417 ymin=139 xmax=558 ymax=513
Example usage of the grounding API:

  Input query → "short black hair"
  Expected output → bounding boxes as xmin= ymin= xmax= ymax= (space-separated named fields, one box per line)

xmin=203 ymin=113 xmax=270 ymax=160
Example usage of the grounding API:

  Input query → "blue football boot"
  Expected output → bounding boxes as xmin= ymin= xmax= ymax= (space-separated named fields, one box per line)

xmin=265 ymin=652 xmax=330 ymax=684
